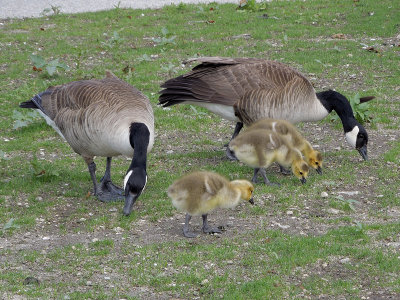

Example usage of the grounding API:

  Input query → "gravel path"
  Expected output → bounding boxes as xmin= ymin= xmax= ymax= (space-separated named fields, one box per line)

xmin=0 ymin=0 xmax=238 ymax=19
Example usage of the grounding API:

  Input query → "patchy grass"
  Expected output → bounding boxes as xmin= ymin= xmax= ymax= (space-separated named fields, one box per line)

xmin=0 ymin=0 xmax=400 ymax=299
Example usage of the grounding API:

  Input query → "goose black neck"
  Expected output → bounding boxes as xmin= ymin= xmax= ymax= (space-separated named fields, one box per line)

xmin=128 ymin=122 xmax=149 ymax=170
xmin=316 ymin=90 xmax=357 ymax=132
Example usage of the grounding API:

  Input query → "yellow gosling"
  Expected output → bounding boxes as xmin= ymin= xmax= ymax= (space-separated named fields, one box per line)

xmin=247 ymin=119 xmax=323 ymax=174
xmin=229 ymin=129 xmax=309 ymax=186
xmin=168 ymin=171 xmax=254 ymax=238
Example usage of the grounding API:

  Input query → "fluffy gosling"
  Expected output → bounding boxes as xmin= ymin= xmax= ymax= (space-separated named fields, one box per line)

xmin=247 ymin=119 xmax=323 ymax=174
xmin=167 ymin=171 xmax=254 ymax=238
xmin=229 ymin=129 xmax=309 ymax=185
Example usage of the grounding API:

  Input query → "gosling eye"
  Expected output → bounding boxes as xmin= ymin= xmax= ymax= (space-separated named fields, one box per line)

xmin=315 ymin=162 xmax=319 ymax=165
xmin=299 ymin=172 xmax=303 ymax=175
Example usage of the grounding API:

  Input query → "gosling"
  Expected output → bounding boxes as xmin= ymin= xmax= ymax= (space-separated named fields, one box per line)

xmin=229 ymin=129 xmax=309 ymax=186
xmin=167 ymin=171 xmax=254 ymax=238
xmin=247 ymin=119 xmax=323 ymax=174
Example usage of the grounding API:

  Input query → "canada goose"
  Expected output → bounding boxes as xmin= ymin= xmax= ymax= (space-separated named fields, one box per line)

xmin=229 ymin=129 xmax=309 ymax=185
xmin=247 ymin=119 xmax=323 ymax=174
xmin=19 ymin=71 xmax=154 ymax=216
xmin=167 ymin=171 xmax=254 ymax=238
xmin=158 ymin=57 xmax=374 ymax=160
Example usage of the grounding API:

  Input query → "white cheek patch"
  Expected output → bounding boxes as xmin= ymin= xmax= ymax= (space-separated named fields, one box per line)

xmin=123 ymin=171 xmax=147 ymax=192
xmin=345 ymin=126 xmax=359 ymax=148
xmin=124 ymin=170 xmax=133 ymax=190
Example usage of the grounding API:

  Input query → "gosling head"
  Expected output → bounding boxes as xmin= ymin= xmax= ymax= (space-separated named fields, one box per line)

xmin=307 ymin=150 xmax=323 ymax=175
xmin=291 ymin=160 xmax=309 ymax=184
xmin=230 ymin=180 xmax=255 ymax=205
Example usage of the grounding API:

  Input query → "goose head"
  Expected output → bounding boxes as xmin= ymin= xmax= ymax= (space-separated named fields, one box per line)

xmin=345 ymin=124 xmax=368 ymax=160
xmin=122 ymin=122 xmax=150 ymax=216
xmin=123 ymin=168 xmax=147 ymax=216
xmin=291 ymin=159 xmax=309 ymax=184
xmin=316 ymin=90 xmax=371 ymax=161
xmin=230 ymin=180 xmax=255 ymax=205
xmin=307 ymin=150 xmax=323 ymax=174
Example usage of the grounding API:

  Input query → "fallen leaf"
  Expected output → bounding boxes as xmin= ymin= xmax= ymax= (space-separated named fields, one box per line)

xmin=127 ymin=15 xmax=132 ymax=19
xmin=207 ymin=20 xmax=215 ymax=24
xmin=331 ymin=33 xmax=346 ymax=39
xmin=40 ymin=27 xmax=45 ymax=31
xmin=366 ymin=46 xmax=380 ymax=53
xmin=122 ymin=65 xmax=135 ymax=74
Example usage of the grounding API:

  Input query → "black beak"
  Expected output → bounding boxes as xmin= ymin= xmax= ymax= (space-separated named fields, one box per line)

xmin=300 ymin=177 xmax=307 ymax=184
xmin=316 ymin=166 xmax=322 ymax=175
xmin=249 ymin=198 xmax=254 ymax=205
xmin=357 ymin=144 xmax=368 ymax=161
xmin=123 ymin=191 xmax=139 ymax=216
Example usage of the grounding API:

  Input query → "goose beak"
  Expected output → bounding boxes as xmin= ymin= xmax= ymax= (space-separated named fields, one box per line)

xmin=316 ymin=166 xmax=322 ymax=175
xmin=300 ymin=177 xmax=307 ymax=184
xmin=357 ymin=144 xmax=368 ymax=161
xmin=123 ymin=191 xmax=139 ymax=216
xmin=249 ymin=198 xmax=254 ymax=205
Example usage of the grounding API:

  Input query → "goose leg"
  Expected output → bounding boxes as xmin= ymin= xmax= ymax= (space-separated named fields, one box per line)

xmin=258 ymin=168 xmax=281 ymax=187
xmin=202 ymin=214 xmax=222 ymax=235
xmin=85 ymin=158 xmax=124 ymax=202
xmin=100 ymin=157 xmax=124 ymax=196
xmin=225 ymin=122 xmax=243 ymax=161
xmin=183 ymin=213 xmax=198 ymax=238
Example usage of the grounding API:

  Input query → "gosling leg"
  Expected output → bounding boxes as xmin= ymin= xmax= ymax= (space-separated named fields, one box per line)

xmin=183 ymin=213 xmax=198 ymax=238
xmin=202 ymin=214 xmax=222 ymax=235
xmin=258 ymin=168 xmax=281 ymax=187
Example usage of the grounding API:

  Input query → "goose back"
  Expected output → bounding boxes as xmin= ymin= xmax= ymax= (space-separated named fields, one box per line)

xmin=31 ymin=72 xmax=154 ymax=158
xmin=159 ymin=57 xmax=327 ymax=124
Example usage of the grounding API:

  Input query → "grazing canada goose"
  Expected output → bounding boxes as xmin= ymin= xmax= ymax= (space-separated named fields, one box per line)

xmin=158 ymin=57 xmax=374 ymax=160
xmin=167 ymin=171 xmax=254 ymax=238
xmin=229 ymin=129 xmax=309 ymax=185
xmin=19 ymin=71 xmax=154 ymax=216
xmin=247 ymin=119 xmax=323 ymax=174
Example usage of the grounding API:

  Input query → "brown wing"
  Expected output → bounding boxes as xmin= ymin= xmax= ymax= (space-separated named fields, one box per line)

xmin=159 ymin=57 xmax=316 ymax=124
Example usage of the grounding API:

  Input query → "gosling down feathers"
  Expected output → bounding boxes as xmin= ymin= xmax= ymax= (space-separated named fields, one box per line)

xmin=247 ymin=119 xmax=323 ymax=174
xmin=167 ymin=171 xmax=254 ymax=238
xmin=158 ymin=57 xmax=374 ymax=161
xmin=19 ymin=71 xmax=154 ymax=216
xmin=229 ymin=129 xmax=309 ymax=186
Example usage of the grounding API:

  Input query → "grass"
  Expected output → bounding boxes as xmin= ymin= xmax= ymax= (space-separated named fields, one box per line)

xmin=1 ymin=0 xmax=400 ymax=298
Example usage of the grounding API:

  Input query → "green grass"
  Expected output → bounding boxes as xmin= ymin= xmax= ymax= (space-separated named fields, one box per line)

xmin=1 ymin=0 xmax=400 ymax=298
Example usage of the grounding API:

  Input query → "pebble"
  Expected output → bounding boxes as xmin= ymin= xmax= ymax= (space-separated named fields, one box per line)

xmin=286 ymin=210 xmax=293 ymax=215
xmin=340 ymin=257 xmax=350 ymax=264
xmin=86 ymin=281 xmax=93 ymax=286
xmin=201 ymin=279 xmax=209 ymax=285
xmin=321 ymin=192 xmax=329 ymax=198
xmin=337 ymin=191 xmax=359 ymax=196
xmin=327 ymin=208 xmax=340 ymax=215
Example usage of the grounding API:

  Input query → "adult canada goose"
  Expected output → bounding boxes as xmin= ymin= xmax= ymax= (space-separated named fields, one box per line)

xmin=247 ymin=119 xmax=323 ymax=174
xmin=158 ymin=57 xmax=374 ymax=160
xmin=19 ymin=71 xmax=154 ymax=216
xmin=167 ymin=171 xmax=254 ymax=238
xmin=229 ymin=129 xmax=309 ymax=185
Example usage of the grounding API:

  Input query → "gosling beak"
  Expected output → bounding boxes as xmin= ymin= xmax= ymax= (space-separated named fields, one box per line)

xmin=123 ymin=191 xmax=139 ymax=216
xmin=357 ymin=144 xmax=368 ymax=161
xmin=249 ymin=198 xmax=254 ymax=205
xmin=316 ymin=166 xmax=322 ymax=175
xmin=300 ymin=177 xmax=307 ymax=184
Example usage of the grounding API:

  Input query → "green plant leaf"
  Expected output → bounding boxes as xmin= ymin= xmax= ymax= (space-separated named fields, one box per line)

xmin=30 ymin=54 xmax=46 ymax=68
